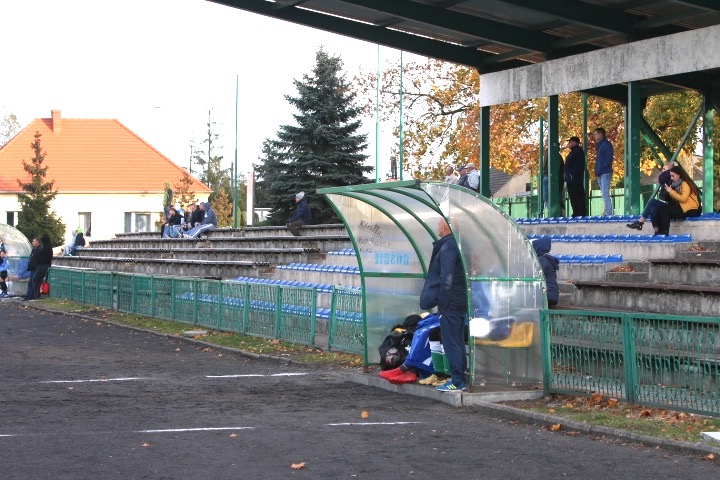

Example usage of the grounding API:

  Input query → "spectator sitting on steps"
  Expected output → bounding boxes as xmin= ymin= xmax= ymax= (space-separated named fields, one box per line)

xmin=63 ymin=228 xmax=86 ymax=256
xmin=287 ymin=192 xmax=312 ymax=236
xmin=182 ymin=202 xmax=217 ymax=239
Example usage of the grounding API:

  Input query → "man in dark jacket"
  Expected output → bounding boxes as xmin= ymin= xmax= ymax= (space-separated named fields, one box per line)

xmin=287 ymin=192 xmax=312 ymax=236
xmin=24 ymin=238 xmax=41 ymax=300
xmin=33 ymin=234 xmax=53 ymax=298
xmin=533 ymin=237 xmax=559 ymax=306
xmin=419 ymin=218 xmax=468 ymax=392
xmin=564 ymin=136 xmax=587 ymax=217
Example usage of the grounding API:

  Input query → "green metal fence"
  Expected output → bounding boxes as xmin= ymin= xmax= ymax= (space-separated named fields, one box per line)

xmin=543 ymin=310 xmax=720 ymax=416
xmin=328 ymin=287 xmax=364 ymax=355
xmin=47 ymin=268 xmax=366 ymax=360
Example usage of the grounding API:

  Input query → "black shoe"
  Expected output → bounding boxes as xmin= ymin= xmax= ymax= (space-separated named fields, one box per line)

xmin=626 ymin=221 xmax=643 ymax=230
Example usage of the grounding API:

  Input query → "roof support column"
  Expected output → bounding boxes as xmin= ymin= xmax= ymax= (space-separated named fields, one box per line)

xmin=639 ymin=118 xmax=673 ymax=163
xmin=625 ymin=81 xmax=642 ymax=215
xmin=479 ymin=105 xmax=491 ymax=197
xmin=703 ymin=96 xmax=715 ymax=213
xmin=547 ymin=95 xmax=561 ymax=217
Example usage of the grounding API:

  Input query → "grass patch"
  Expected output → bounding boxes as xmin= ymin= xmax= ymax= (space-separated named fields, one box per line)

xmin=507 ymin=393 xmax=720 ymax=444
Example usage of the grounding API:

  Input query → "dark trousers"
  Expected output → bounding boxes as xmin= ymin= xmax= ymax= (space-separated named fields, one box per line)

xmin=32 ymin=265 xmax=49 ymax=299
xmin=287 ymin=220 xmax=306 ymax=236
xmin=25 ymin=273 xmax=36 ymax=300
xmin=657 ymin=204 xmax=701 ymax=234
xmin=566 ymin=182 xmax=587 ymax=217
xmin=439 ymin=311 xmax=467 ymax=387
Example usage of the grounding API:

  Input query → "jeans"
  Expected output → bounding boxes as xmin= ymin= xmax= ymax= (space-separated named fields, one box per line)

xmin=184 ymin=223 xmax=213 ymax=238
xmin=642 ymin=199 xmax=665 ymax=226
xmin=25 ymin=274 xmax=36 ymax=300
xmin=599 ymin=173 xmax=613 ymax=215
xmin=439 ymin=311 xmax=467 ymax=387
xmin=471 ymin=282 xmax=490 ymax=318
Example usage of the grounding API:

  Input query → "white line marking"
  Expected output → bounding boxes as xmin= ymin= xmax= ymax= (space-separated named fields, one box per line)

xmin=326 ymin=422 xmax=423 ymax=426
xmin=137 ymin=427 xmax=254 ymax=433
xmin=40 ymin=377 xmax=150 ymax=384
xmin=205 ymin=373 xmax=307 ymax=378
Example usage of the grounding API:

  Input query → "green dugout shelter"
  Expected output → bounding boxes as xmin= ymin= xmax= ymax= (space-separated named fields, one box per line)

xmin=319 ymin=181 xmax=547 ymax=386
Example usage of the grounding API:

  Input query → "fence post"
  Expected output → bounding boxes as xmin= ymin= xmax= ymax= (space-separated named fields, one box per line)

xmin=274 ymin=284 xmax=282 ymax=339
xmin=622 ymin=313 xmax=637 ymax=404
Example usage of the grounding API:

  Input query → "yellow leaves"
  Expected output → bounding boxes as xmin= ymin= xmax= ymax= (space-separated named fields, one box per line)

xmin=706 ymin=454 xmax=715 ymax=461
xmin=550 ymin=423 xmax=561 ymax=432
xmin=607 ymin=398 xmax=619 ymax=407
xmin=361 ymin=411 xmax=369 ymax=419
xmin=290 ymin=462 xmax=305 ymax=470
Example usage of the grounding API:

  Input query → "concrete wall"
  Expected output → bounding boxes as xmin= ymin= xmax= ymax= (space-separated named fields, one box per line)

xmin=480 ymin=24 xmax=720 ymax=106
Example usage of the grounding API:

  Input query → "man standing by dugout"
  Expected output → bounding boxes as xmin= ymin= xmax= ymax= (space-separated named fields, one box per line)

xmin=420 ymin=218 xmax=468 ymax=392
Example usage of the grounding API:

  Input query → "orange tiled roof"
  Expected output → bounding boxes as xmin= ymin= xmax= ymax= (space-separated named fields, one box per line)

xmin=0 ymin=110 xmax=210 ymax=194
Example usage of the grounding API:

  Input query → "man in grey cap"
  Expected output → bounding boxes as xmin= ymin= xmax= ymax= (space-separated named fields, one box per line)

xmin=465 ymin=162 xmax=479 ymax=192
xmin=287 ymin=191 xmax=312 ymax=236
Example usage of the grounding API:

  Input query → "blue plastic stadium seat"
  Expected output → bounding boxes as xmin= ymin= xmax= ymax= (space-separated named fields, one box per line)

xmin=608 ymin=254 xmax=622 ymax=263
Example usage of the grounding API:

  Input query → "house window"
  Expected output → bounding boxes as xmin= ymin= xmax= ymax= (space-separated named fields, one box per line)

xmin=6 ymin=212 xmax=19 ymax=227
xmin=124 ymin=213 xmax=152 ymax=233
xmin=77 ymin=212 xmax=92 ymax=237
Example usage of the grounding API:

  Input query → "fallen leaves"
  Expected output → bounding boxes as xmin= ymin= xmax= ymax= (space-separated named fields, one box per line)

xmin=290 ymin=462 xmax=305 ymax=470
xmin=141 ymin=442 xmax=151 ymax=447
xmin=609 ymin=265 xmax=634 ymax=272
xmin=361 ymin=411 xmax=369 ymax=419
xmin=550 ymin=423 xmax=561 ymax=432
xmin=229 ymin=433 xmax=238 ymax=438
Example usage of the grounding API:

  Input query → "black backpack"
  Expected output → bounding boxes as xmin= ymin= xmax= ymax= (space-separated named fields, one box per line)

xmin=378 ymin=314 xmax=423 ymax=370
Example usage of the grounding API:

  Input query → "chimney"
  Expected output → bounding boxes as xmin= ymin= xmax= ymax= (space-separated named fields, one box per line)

xmin=51 ymin=109 xmax=61 ymax=134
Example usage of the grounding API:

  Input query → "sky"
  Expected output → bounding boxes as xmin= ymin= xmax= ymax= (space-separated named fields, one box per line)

xmin=1 ymin=0 xmax=417 ymax=181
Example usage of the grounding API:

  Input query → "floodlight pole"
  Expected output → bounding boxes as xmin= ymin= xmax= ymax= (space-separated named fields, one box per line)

xmin=233 ymin=75 xmax=239 ymax=228
xmin=398 ymin=51 xmax=404 ymax=181
xmin=375 ymin=45 xmax=381 ymax=183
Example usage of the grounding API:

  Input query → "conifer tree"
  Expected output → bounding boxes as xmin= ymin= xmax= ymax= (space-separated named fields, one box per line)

xmin=255 ymin=48 xmax=372 ymax=225
xmin=16 ymin=132 xmax=65 ymax=245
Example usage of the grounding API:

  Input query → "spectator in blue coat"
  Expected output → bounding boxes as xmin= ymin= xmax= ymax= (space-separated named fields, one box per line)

xmin=593 ymin=127 xmax=614 ymax=216
xmin=287 ymin=192 xmax=312 ymax=236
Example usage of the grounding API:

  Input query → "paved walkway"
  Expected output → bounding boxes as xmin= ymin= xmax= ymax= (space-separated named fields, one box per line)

xmin=1 ymin=303 xmax=719 ymax=479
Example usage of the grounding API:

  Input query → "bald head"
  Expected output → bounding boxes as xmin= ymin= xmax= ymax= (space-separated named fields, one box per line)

xmin=437 ymin=218 xmax=451 ymax=238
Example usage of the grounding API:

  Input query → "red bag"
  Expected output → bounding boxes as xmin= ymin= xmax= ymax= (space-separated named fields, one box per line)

xmin=40 ymin=281 xmax=50 ymax=295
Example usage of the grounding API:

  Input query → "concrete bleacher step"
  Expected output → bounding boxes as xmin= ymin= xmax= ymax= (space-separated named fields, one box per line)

xmin=571 ymin=281 xmax=720 ymax=316
xmin=52 ymin=256 xmax=272 ymax=278
xmin=112 ymin=224 xmax=349 ymax=240
xmin=75 ymin=247 xmax=327 ymax=265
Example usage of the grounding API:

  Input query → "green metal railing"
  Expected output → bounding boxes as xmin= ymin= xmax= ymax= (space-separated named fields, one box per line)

xmin=328 ymin=287 xmax=364 ymax=355
xmin=543 ymin=310 xmax=720 ymax=416
xmin=48 ymin=268 xmax=364 ymax=358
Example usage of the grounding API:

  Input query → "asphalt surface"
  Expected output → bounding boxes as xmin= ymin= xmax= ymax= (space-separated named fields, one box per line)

xmin=1 ymin=303 xmax=719 ymax=479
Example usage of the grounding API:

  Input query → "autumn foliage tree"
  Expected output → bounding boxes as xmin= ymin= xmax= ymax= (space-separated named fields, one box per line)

xmin=355 ymin=59 xmax=710 ymax=192
xmin=174 ymin=170 xmax=198 ymax=207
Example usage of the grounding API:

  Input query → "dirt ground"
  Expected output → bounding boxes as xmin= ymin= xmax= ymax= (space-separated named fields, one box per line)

xmin=1 ymin=303 xmax=719 ymax=479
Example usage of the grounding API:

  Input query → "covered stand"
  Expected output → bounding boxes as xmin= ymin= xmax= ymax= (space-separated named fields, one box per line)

xmin=319 ymin=181 xmax=547 ymax=386
xmin=0 ymin=224 xmax=33 ymax=295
